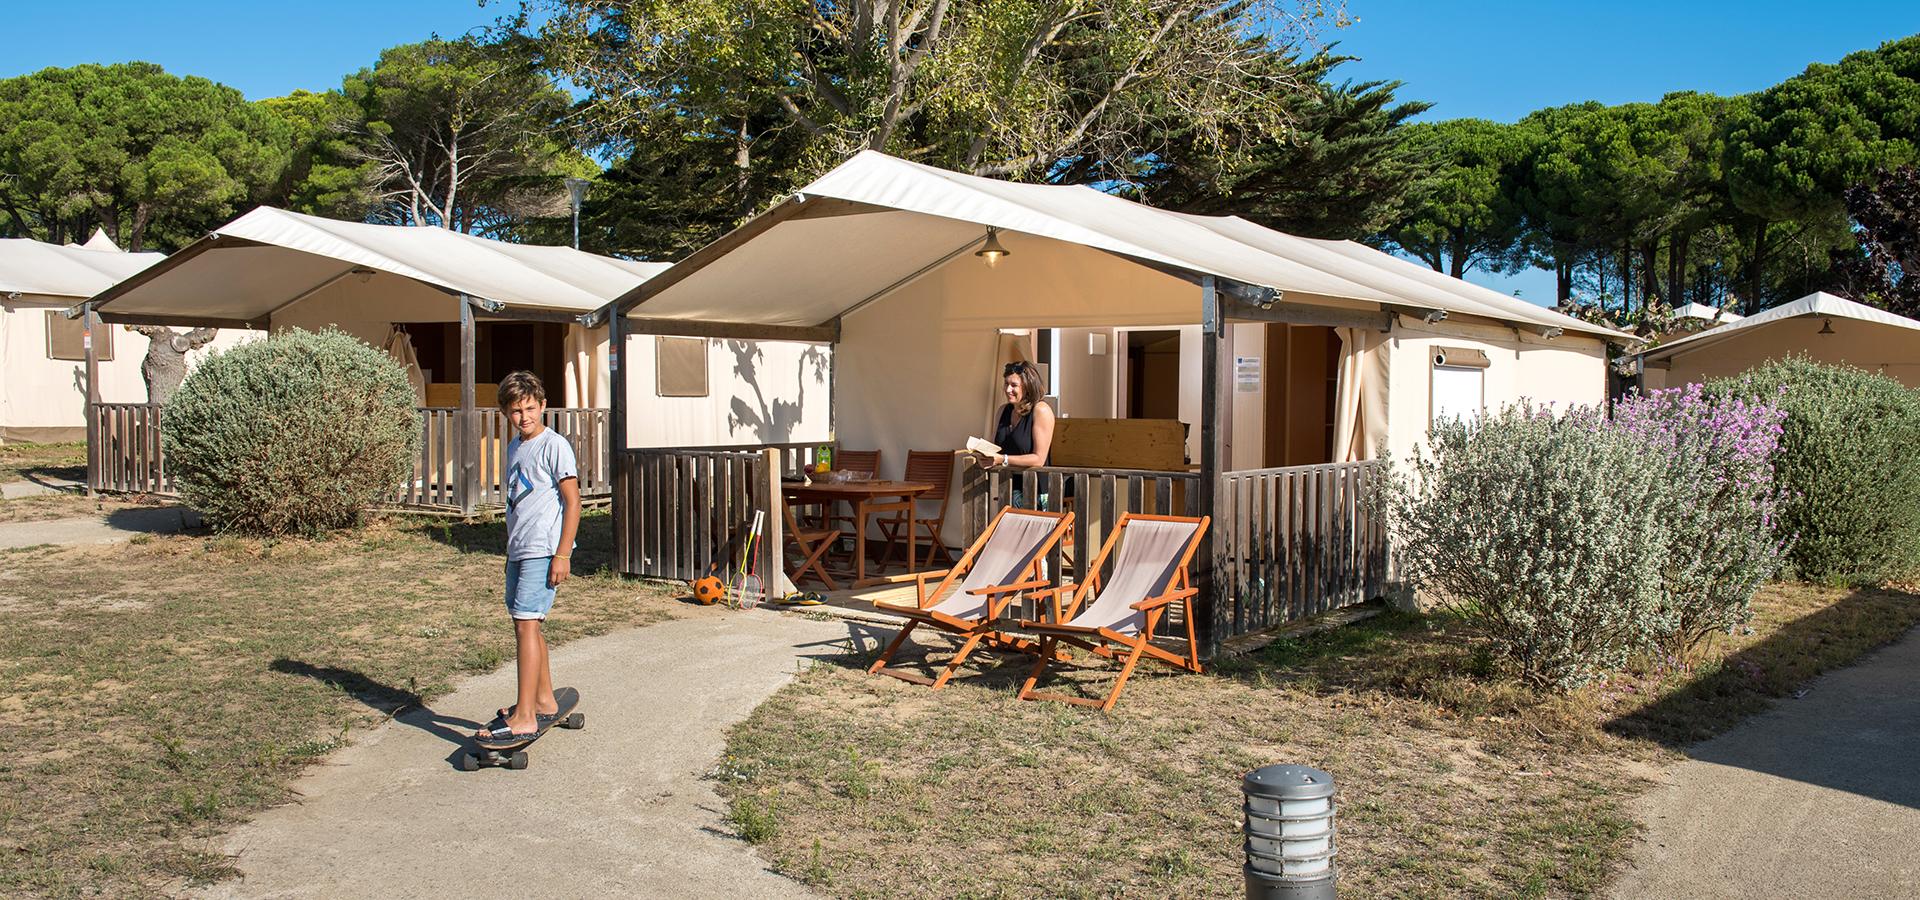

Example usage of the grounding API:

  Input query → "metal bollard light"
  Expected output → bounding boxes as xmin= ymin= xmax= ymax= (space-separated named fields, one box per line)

xmin=1243 ymin=764 xmax=1337 ymax=899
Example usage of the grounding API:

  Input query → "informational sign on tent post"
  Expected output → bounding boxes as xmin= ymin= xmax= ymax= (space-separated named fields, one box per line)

xmin=1235 ymin=356 xmax=1261 ymax=393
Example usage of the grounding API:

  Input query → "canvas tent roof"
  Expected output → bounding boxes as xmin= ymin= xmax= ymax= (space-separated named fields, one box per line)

xmin=1636 ymin=292 xmax=1920 ymax=363
xmin=86 ymin=207 xmax=671 ymax=327
xmin=612 ymin=150 xmax=1629 ymax=340
xmin=0 ymin=236 xmax=163 ymax=306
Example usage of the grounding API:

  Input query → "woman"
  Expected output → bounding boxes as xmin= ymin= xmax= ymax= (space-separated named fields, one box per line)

xmin=978 ymin=360 xmax=1054 ymax=472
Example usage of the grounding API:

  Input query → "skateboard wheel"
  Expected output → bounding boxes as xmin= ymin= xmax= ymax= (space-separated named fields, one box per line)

xmin=562 ymin=712 xmax=585 ymax=730
xmin=508 ymin=751 xmax=529 ymax=770
xmin=460 ymin=754 xmax=480 ymax=772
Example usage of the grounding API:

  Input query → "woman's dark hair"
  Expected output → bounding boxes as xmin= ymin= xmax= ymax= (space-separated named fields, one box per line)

xmin=1002 ymin=360 xmax=1045 ymax=416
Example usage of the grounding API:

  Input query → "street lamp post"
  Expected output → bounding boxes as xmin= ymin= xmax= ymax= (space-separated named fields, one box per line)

xmin=565 ymin=177 xmax=590 ymax=249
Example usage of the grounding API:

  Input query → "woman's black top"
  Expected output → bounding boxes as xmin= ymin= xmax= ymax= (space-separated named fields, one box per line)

xmin=993 ymin=402 xmax=1049 ymax=466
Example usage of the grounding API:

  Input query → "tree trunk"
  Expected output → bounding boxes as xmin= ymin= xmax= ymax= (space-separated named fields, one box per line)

xmin=1618 ymin=244 xmax=1633 ymax=317
xmin=128 ymin=326 xmax=218 ymax=405
xmin=1667 ymin=231 xmax=1690 ymax=311
xmin=1639 ymin=242 xmax=1661 ymax=309
xmin=1556 ymin=257 xmax=1574 ymax=305
xmin=1745 ymin=221 xmax=1770 ymax=315
xmin=1448 ymin=234 xmax=1467 ymax=279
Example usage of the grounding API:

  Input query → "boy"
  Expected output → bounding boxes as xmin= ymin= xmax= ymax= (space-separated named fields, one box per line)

xmin=475 ymin=371 xmax=581 ymax=744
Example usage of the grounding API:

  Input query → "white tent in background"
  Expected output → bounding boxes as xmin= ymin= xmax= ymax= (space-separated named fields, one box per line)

xmin=1636 ymin=292 xmax=1920 ymax=389
xmin=0 ymin=235 xmax=251 ymax=442
xmin=1672 ymin=302 xmax=1742 ymax=323
xmin=75 ymin=207 xmax=829 ymax=510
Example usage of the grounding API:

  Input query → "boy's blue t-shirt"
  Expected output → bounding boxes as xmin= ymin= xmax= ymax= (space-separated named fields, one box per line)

xmin=505 ymin=427 xmax=578 ymax=561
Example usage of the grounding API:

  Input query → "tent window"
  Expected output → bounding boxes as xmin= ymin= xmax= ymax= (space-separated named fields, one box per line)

xmin=45 ymin=311 xmax=113 ymax=361
xmin=655 ymin=336 xmax=709 ymax=397
xmin=1431 ymin=351 xmax=1486 ymax=426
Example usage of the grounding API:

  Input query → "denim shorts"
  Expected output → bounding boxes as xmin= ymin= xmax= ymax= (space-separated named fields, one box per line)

xmin=504 ymin=556 xmax=558 ymax=620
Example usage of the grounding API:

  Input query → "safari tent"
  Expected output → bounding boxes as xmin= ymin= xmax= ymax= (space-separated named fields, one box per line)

xmin=596 ymin=151 xmax=1631 ymax=652
xmin=70 ymin=208 xmax=826 ymax=512
xmin=1634 ymin=291 xmax=1920 ymax=390
xmin=0 ymin=231 xmax=249 ymax=443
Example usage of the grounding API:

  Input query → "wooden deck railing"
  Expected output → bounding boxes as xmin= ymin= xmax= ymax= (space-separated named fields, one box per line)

xmin=1214 ymin=460 xmax=1389 ymax=636
xmin=89 ymin=404 xmax=613 ymax=512
xmin=614 ymin=445 xmax=807 ymax=594
xmin=87 ymin=403 xmax=172 ymax=495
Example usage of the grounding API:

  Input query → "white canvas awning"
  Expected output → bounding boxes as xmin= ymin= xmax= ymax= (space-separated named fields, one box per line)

xmin=1637 ymin=292 xmax=1920 ymax=364
xmin=611 ymin=150 xmax=1629 ymax=341
xmin=0 ymin=237 xmax=163 ymax=307
xmin=85 ymin=207 xmax=670 ymax=327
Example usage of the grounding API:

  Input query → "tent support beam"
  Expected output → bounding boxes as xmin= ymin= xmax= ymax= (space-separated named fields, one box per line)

xmin=84 ymin=307 xmax=101 ymax=498
xmin=96 ymin=311 xmax=267 ymax=330
xmin=608 ymin=307 xmax=628 ymax=573
xmin=1196 ymin=275 xmax=1230 ymax=658
xmin=622 ymin=317 xmax=839 ymax=343
xmin=1220 ymin=296 xmax=1392 ymax=332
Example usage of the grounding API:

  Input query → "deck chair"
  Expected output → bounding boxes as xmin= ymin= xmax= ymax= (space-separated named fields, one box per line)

xmin=869 ymin=507 xmax=1073 ymax=689
xmin=1016 ymin=513 xmax=1210 ymax=711
xmin=877 ymin=450 xmax=959 ymax=569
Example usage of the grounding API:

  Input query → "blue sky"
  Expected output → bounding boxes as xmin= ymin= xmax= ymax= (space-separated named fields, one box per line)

xmin=6 ymin=1 xmax=1919 ymax=306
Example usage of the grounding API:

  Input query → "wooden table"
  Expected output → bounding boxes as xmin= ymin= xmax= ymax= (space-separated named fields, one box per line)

xmin=784 ymin=480 xmax=935 ymax=586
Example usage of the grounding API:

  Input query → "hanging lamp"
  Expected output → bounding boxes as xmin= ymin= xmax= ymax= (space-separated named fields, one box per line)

xmin=975 ymin=226 xmax=1010 ymax=267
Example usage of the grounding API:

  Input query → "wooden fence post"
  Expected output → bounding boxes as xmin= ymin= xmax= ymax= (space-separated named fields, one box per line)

xmin=458 ymin=294 xmax=478 ymax=517
xmin=84 ymin=307 xmax=101 ymax=496
xmin=758 ymin=448 xmax=784 ymax=601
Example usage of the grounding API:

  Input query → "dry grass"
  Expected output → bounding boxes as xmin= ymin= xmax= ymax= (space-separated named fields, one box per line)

xmin=0 ymin=509 xmax=690 ymax=898
xmin=0 ymin=441 xmax=85 ymax=483
xmin=716 ymin=582 xmax=1920 ymax=898
xmin=0 ymin=442 xmax=106 ymax=523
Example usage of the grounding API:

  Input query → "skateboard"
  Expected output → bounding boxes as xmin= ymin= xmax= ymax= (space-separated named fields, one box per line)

xmin=462 ymin=686 xmax=584 ymax=771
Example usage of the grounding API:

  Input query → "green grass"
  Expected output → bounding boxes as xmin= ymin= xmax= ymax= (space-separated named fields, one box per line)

xmin=713 ymin=583 xmax=1920 ymax=899
xmin=0 ymin=509 xmax=688 ymax=898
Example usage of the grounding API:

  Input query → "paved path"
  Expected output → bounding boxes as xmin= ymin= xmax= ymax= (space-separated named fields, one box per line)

xmin=198 ymin=611 xmax=889 ymax=900
xmin=0 ymin=506 xmax=200 ymax=549
xmin=1612 ymin=626 xmax=1920 ymax=899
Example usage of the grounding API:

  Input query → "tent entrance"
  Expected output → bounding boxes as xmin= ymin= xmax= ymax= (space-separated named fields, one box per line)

xmin=1263 ymin=324 xmax=1338 ymax=468
xmin=1123 ymin=329 xmax=1182 ymax=420
xmin=404 ymin=321 xmax=567 ymax=407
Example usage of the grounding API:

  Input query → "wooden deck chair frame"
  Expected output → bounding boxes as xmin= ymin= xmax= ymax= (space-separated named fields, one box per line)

xmin=1016 ymin=512 xmax=1210 ymax=712
xmin=868 ymin=506 xmax=1074 ymax=690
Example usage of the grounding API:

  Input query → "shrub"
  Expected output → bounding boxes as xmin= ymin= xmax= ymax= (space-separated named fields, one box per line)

xmin=1386 ymin=404 xmax=1673 ymax=689
xmin=1706 ymin=358 xmax=1920 ymax=584
xmin=163 ymin=328 xmax=419 ymax=535
xmin=1613 ymin=384 xmax=1789 ymax=654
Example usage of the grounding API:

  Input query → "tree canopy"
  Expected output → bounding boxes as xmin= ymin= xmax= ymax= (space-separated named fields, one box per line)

xmin=0 ymin=62 xmax=293 ymax=250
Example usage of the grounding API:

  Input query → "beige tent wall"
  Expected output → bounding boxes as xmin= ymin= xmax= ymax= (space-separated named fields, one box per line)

xmin=1 ymin=303 xmax=252 ymax=440
xmin=1385 ymin=315 xmax=1609 ymax=462
xmin=1052 ymin=327 xmax=1115 ymax=418
xmin=833 ymin=237 xmax=1198 ymax=545
xmin=621 ymin=336 xmax=830 ymax=448
xmin=1652 ymin=318 xmax=1920 ymax=389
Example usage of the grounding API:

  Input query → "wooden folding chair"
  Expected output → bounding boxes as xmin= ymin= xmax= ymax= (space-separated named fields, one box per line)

xmin=783 ymin=502 xmax=841 ymax=590
xmin=1016 ymin=513 xmax=1210 ymax=712
xmin=877 ymin=450 xmax=959 ymax=569
xmin=869 ymin=507 xmax=1074 ymax=689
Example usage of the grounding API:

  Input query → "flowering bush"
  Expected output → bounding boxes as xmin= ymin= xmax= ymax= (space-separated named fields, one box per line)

xmin=1386 ymin=404 xmax=1672 ymax=689
xmin=1387 ymin=388 xmax=1788 ymax=689
xmin=1613 ymin=383 xmax=1789 ymax=653
xmin=1705 ymin=359 xmax=1920 ymax=585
